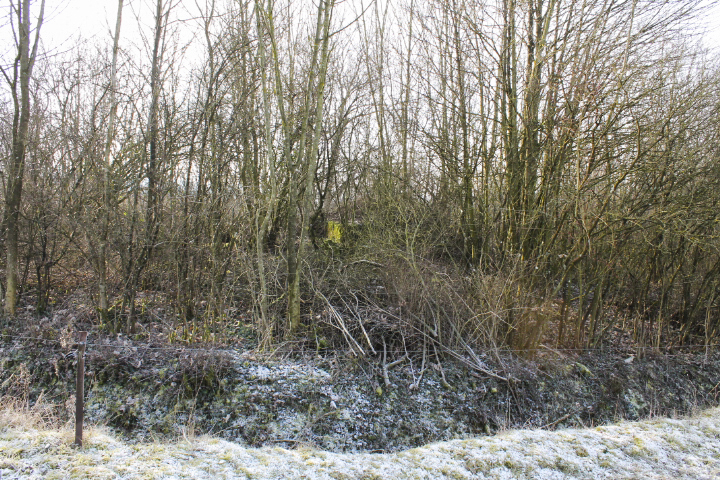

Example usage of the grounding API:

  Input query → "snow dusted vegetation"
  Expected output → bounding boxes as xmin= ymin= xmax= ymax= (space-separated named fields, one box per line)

xmin=1 ymin=408 xmax=719 ymax=479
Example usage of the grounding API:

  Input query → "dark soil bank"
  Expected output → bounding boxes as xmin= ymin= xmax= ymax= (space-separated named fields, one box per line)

xmin=1 ymin=339 xmax=719 ymax=452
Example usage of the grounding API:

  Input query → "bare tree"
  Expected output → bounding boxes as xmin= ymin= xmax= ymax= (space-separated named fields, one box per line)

xmin=1 ymin=0 xmax=45 ymax=316
xmin=120 ymin=0 xmax=171 ymax=333
xmin=95 ymin=0 xmax=125 ymax=326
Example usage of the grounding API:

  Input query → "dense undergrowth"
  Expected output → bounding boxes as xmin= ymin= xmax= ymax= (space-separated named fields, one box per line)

xmin=1 ymin=0 xmax=719 ymax=363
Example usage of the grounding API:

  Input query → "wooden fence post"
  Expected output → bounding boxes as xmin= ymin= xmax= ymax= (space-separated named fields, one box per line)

xmin=74 ymin=331 xmax=88 ymax=447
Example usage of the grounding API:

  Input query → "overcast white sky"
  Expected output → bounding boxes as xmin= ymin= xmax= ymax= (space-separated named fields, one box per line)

xmin=3 ymin=0 xmax=720 ymax=70
xmin=37 ymin=0 xmax=720 ymax=52
xmin=39 ymin=0 xmax=196 ymax=57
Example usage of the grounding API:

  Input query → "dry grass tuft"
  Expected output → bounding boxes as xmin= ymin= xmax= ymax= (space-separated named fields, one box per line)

xmin=0 ymin=362 xmax=68 ymax=432
xmin=0 ymin=392 xmax=65 ymax=431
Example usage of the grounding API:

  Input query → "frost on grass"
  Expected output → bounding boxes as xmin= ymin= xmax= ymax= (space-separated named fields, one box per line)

xmin=1 ymin=408 xmax=719 ymax=479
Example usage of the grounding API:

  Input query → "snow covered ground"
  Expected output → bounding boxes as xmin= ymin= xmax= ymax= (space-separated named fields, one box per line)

xmin=1 ymin=408 xmax=719 ymax=479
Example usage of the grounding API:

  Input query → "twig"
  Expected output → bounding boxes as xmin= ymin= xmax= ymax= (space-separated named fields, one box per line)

xmin=342 ymin=259 xmax=385 ymax=270
xmin=341 ymin=292 xmax=376 ymax=355
xmin=381 ymin=337 xmax=407 ymax=386
xmin=432 ymin=343 xmax=452 ymax=389
xmin=317 ymin=290 xmax=364 ymax=356
xmin=388 ymin=355 xmax=408 ymax=369
xmin=383 ymin=338 xmax=389 ymax=386
xmin=540 ymin=410 xmax=576 ymax=429
xmin=540 ymin=343 xmax=568 ymax=358
xmin=446 ymin=347 xmax=509 ymax=383
xmin=409 ymin=340 xmax=427 ymax=391
xmin=711 ymin=380 xmax=720 ymax=399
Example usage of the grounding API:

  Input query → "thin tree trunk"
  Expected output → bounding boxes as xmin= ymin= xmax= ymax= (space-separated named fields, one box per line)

xmin=126 ymin=0 xmax=165 ymax=333
xmin=2 ymin=0 xmax=45 ymax=317
xmin=255 ymin=0 xmax=280 ymax=347
xmin=286 ymin=0 xmax=334 ymax=334
xmin=98 ymin=0 xmax=124 ymax=328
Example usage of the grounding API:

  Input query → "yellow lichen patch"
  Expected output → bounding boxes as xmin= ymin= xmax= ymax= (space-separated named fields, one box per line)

xmin=327 ymin=221 xmax=343 ymax=243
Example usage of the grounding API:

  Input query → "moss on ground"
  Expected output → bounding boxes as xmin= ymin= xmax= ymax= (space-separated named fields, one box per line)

xmin=1 ymin=339 xmax=720 ymax=453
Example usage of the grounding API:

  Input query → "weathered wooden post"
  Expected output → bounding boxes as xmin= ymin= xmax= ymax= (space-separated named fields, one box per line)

xmin=74 ymin=331 xmax=88 ymax=447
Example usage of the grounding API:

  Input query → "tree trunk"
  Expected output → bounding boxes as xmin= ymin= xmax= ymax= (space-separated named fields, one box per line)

xmin=286 ymin=0 xmax=335 ymax=334
xmin=2 ymin=0 xmax=45 ymax=317
xmin=98 ymin=0 xmax=124 ymax=328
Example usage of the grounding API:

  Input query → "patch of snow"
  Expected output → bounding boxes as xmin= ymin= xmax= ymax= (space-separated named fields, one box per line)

xmin=1 ymin=409 xmax=719 ymax=479
xmin=246 ymin=363 xmax=331 ymax=382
